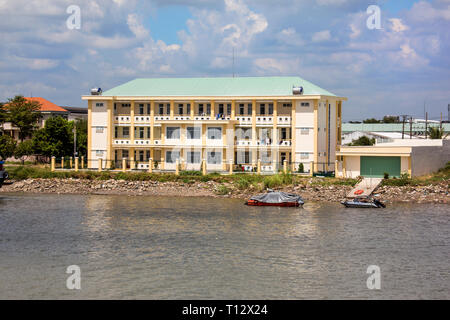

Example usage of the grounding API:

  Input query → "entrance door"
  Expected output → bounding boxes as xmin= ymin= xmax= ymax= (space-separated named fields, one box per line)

xmin=360 ymin=156 xmax=400 ymax=178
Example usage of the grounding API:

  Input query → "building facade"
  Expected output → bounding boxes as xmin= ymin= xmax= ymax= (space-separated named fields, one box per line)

xmin=82 ymin=77 xmax=346 ymax=173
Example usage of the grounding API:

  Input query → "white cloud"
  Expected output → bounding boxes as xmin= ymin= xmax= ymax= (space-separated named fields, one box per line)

xmin=312 ymin=30 xmax=331 ymax=42
xmin=389 ymin=18 xmax=409 ymax=33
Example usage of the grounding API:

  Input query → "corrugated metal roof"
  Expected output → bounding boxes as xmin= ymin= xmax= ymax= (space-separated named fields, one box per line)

xmin=342 ymin=123 xmax=450 ymax=132
xmin=102 ymin=76 xmax=336 ymax=97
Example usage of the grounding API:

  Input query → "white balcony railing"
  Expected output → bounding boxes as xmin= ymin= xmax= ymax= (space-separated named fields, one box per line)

xmin=256 ymin=116 xmax=273 ymax=125
xmin=236 ymin=116 xmax=252 ymax=125
xmin=113 ymin=139 xmax=131 ymax=145
xmin=134 ymin=140 xmax=152 ymax=145
xmin=115 ymin=116 xmax=131 ymax=123
xmin=154 ymin=116 xmax=171 ymax=121
xmin=277 ymin=116 xmax=291 ymax=125
xmin=134 ymin=116 xmax=151 ymax=123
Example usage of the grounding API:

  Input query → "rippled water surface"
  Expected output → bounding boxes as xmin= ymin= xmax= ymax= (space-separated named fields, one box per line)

xmin=0 ymin=193 xmax=448 ymax=299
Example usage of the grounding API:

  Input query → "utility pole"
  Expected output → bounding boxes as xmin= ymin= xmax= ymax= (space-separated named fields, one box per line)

xmin=409 ymin=116 xmax=413 ymax=139
xmin=401 ymin=115 xmax=408 ymax=139
xmin=425 ymin=112 xmax=428 ymax=139
xmin=73 ymin=123 xmax=77 ymax=158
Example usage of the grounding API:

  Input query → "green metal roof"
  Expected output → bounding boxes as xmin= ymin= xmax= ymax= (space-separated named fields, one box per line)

xmin=102 ymin=76 xmax=336 ymax=97
xmin=342 ymin=123 xmax=450 ymax=133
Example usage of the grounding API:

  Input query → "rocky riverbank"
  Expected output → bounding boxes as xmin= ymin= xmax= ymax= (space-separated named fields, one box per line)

xmin=1 ymin=178 xmax=448 ymax=204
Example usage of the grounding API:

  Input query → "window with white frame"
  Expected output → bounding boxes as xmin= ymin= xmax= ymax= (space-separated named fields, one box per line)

xmin=166 ymin=151 xmax=180 ymax=163
xmin=96 ymin=150 xmax=104 ymax=157
xmin=187 ymin=151 xmax=201 ymax=164
xmin=207 ymin=127 xmax=222 ymax=140
xmin=207 ymin=151 xmax=221 ymax=164
xmin=95 ymin=127 xmax=104 ymax=133
xmin=166 ymin=127 xmax=180 ymax=139
xmin=300 ymin=153 xmax=309 ymax=160
xmin=187 ymin=127 xmax=201 ymax=139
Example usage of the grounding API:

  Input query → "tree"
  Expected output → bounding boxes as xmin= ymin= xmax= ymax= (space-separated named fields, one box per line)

xmin=73 ymin=118 xmax=87 ymax=156
xmin=348 ymin=136 xmax=376 ymax=146
xmin=6 ymin=95 xmax=42 ymax=141
xmin=0 ymin=134 xmax=16 ymax=160
xmin=0 ymin=102 xmax=6 ymax=129
xmin=14 ymin=140 xmax=34 ymax=164
xmin=428 ymin=126 xmax=443 ymax=139
xmin=32 ymin=116 xmax=73 ymax=158
xmin=363 ymin=118 xmax=380 ymax=124
xmin=382 ymin=116 xmax=399 ymax=123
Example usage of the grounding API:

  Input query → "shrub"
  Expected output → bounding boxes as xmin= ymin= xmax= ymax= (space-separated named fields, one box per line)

xmin=298 ymin=163 xmax=304 ymax=173
xmin=215 ymin=184 xmax=230 ymax=195
xmin=383 ymin=172 xmax=389 ymax=179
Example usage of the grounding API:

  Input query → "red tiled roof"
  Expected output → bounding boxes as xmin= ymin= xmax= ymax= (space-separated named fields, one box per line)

xmin=24 ymin=97 xmax=68 ymax=112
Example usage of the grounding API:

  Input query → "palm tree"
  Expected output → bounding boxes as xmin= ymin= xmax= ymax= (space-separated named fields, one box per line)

xmin=428 ymin=127 xmax=443 ymax=139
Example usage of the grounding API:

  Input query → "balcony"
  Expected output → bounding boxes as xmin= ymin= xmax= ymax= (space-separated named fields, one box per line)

xmin=236 ymin=116 xmax=252 ymax=126
xmin=134 ymin=116 xmax=151 ymax=123
xmin=256 ymin=116 xmax=273 ymax=125
xmin=277 ymin=116 xmax=291 ymax=126
xmin=114 ymin=116 xmax=131 ymax=124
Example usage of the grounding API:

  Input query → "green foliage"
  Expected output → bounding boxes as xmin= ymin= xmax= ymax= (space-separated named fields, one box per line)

xmin=5 ymin=95 xmax=42 ymax=141
xmin=384 ymin=172 xmax=389 ymax=179
xmin=74 ymin=119 xmax=87 ymax=156
xmin=32 ymin=116 xmax=73 ymax=158
xmin=0 ymin=102 xmax=6 ymax=126
xmin=348 ymin=136 xmax=376 ymax=146
xmin=297 ymin=163 xmax=304 ymax=173
xmin=382 ymin=116 xmax=399 ymax=123
xmin=363 ymin=118 xmax=380 ymax=124
xmin=0 ymin=134 xmax=16 ymax=160
xmin=180 ymin=170 xmax=202 ymax=176
xmin=382 ymin=172 xmax=412 ymax=186
xmin=428 ymin=126 xmax=443 ymax=139
xmin=215 ymin=184 xmax=230 ymax=195
xmin=14 ymin=140 xmax=34 ymax=162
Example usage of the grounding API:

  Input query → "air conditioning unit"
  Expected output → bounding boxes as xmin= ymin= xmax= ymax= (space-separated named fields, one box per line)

xmin=91 ymin=88 xmax=102 ymax=95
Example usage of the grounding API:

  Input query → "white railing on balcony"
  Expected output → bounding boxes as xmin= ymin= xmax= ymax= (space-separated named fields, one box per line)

xmin=236 ymin=140 xmax=252 ymax=146
xmin=261 ymin=165 xmax=273 ymax=172
xmin=236 ymin=116 xmax=252 ymax=125
xmin=256 ymin=116 xmax=273 ymax=125
xmin=134 ymin=116 xmax=151 ymax=123
xmin=194 ymin=116 xmax=212 ymax=121
xmin=137 ymin=163 xmax=151 ymax=170
xmin=134 ymin=140 xmax=152 ymax=145
xmin=278 ymin=140 xmax=292 ymax=146
xmin=115 ymin=116 xmax=131 ymax=123
xmin=277 ymin=116 xmax=291 ymax=125
xmin=174 ymin=116 xmax=191 ymax=120
xmin=154 ymin=116 xmax=171 ymax=121
xmin=114 ymin=139 xmax=131 ymax=145
xmin=153 ymin=140 xmax=162 ymax=145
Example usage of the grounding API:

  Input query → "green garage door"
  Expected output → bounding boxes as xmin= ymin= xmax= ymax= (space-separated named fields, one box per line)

xmin=360 ymin=156 xmax=401 ymax=178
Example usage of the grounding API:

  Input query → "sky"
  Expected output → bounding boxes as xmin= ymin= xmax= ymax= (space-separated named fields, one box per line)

xmin=0 ymin=0 xmax=449 ymax=122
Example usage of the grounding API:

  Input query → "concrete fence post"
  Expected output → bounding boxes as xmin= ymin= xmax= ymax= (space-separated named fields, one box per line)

xmin=122 ymin=158 xmax=127 ymax=172
xmin=175 ymin=159 xmax=180 ymax=175
xmin=51 ymin=156 xmax=55 ymax=172
xmin=61 ymin=157 xmax=64 ymax=169
xmin=81 ymin=156 xmax=85 ymax=169
xmin=98 ymin=158 xmax=103 ymax=172
xmin=70 ymin=157 xmax=73 ymax=169
xmin=75 ymin=157 xmax=79 ymax=172
xmin=149 ymin=158 xmax=153 ymax=173
xmin=229 ymin=160 xmax=233 ymax=175
xmin=257 ymin=159 xmax=261 ymax=175
xmin=283 ymin=160 xmax=287 ymax=174
xmin=202 ymin=159 xmax=207 ymax=175
xmin=130 ymin=157 xmax=135 ymax=170
xmin=335 ymin=160 xmax=339 ymax=178
xmin=310 ymin=161 xmax=314 ymax=177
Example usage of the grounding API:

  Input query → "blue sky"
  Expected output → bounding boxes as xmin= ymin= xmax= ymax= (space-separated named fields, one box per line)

xmin=0 ymin=0 xmax=448 ymax=121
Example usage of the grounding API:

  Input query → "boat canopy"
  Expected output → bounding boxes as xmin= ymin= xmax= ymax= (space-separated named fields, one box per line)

xmin=250 ymin=192 xmax=303 ymax=204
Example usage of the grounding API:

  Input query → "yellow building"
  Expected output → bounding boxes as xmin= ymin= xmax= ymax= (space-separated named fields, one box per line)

xmin=82 ymin=77 xmax=346 ymax=173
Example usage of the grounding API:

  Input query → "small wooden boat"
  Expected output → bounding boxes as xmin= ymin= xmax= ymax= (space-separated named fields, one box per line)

xmin=0 ymin=161 xmax=8 ymax=189
xmin=246 ymin=191 xmax=304 ymax=207
xmin=341 ymin=197 xmax=386 ymax=208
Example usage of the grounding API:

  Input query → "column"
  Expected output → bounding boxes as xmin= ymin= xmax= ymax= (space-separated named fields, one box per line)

xmin=107 ymin=100 xmax=114 ymax=169
xmin=149 ymin=158 xmax=153 ymax=173
xmin=291 ymin=99 xmax=297 ymax=172
xmin=190 ymin=100 xmax=195 ymax=119
xmin=122 ymin=158 xmax=127 ymax=172
xmin=150 ymin=101 xmax=155 ymax=144
xmin=231 ymin=100 xmax=236 ymax=120
xmin=130 ymin=147 xmax=135 ymax=170
xmin=130 ymin=101 xmax=135 ymax=144
xmin=87 ymin=100 xmax=92 ymax=169
xmin=272 ymin=100 xmax=279 ymax=173
xmin=51 ymin=157 xmax=55 ymax=172
xmin=98 ymin=158 xmax=103 ymax=172
xmin=170 ymin=100 xmax=174 ymax=120
xmin=325 ymin=99 xmax=329 ymax=171
xmin=313 ymin=100 xmax=318 ymax=173
xmin=75 ymin=157 xmax=79 ymax=172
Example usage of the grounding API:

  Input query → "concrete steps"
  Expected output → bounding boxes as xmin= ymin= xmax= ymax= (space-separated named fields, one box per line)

xmin=347 ymin=177 xmax=383 ymax=198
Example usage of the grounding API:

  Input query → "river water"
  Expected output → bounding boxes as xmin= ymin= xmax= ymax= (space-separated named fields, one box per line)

xmin=0 ymin=193 xmax=448 ymax=299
